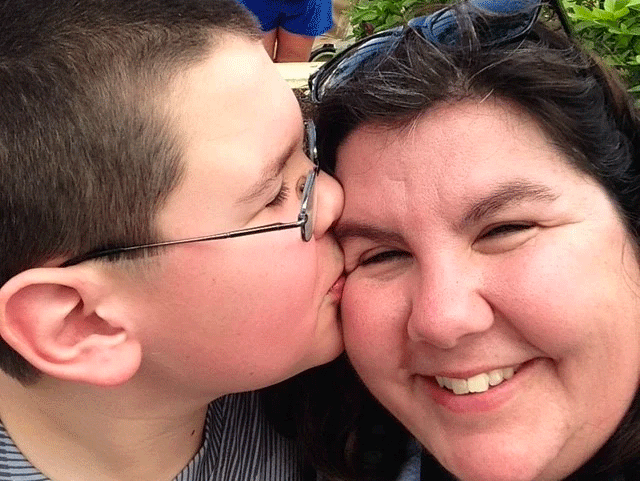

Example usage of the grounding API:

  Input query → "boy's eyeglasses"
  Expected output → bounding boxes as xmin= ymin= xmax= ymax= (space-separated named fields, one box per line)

xmin=61 ymin=121 xmax=319 ymax=267
xmin=309 ymin=0 xmax=572 ymax=103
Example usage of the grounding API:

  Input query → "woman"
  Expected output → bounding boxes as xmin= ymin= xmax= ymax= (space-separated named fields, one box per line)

xmin=297 ymin=0 xmax=640 ymax=480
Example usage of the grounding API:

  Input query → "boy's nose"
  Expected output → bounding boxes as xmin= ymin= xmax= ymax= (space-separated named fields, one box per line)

xmin=313 ymin=172 xmax=344 ymax=238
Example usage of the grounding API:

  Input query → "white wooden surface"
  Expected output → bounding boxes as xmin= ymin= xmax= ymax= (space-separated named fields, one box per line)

xmin=275 ymin=62 xmax=324 ymax=90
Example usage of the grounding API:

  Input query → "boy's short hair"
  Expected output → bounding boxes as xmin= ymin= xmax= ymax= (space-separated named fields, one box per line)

xmin=0 ymin=0 xmax=260 ymax=382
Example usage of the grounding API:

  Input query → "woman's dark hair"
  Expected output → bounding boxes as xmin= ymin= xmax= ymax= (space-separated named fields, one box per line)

xmin=284 ymin=5 xmax=640 ymax=480
xmin=318 ymin=23 xmax=640 ymax=242
xmin=262 ymin=354 xmax=412 ymax=481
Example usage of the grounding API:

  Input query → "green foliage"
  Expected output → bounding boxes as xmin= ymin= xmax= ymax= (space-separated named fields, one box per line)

xmin=563 ymin=0 xmax=640 ymax=102
xmin=348 ymin=0 xmax=445 ymax=39
xmin=346 ymin=0 xmax=640 ymax=101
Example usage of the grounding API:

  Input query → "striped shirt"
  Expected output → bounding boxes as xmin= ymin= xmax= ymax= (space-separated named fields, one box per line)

xmin=0 ymin=391 xmax=304 ymax=480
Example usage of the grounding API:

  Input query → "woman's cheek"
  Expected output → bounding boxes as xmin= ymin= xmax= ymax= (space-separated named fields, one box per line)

xmin=342 ymin=276 xmax=377 ymax=354
xmin=342 ymin=276 xmax=403 ymax=366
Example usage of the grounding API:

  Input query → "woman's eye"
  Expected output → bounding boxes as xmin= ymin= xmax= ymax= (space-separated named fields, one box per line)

xmin=478 ymin=223 xmax=534 ymax=240
xmin=266 ymin=185 xmax=289 ymax=208
xmin=361 ymin=250 xmax=409 ymax=266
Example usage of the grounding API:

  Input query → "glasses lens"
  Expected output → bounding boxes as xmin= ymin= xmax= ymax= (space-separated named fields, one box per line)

xmin=300 ymin=169 xmax=317 ymax=242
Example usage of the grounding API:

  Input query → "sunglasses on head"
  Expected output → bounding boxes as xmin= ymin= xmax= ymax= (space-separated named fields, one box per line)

xmin=309 ymin=0 xmax=572 ymax=103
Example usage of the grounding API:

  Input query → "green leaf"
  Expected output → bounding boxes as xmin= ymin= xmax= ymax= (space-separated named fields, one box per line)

xmin=610 ymin=6 xmax=631 ymax=18
xmin=569 ymin=5 xmax=599 ymax=20
xmin=589 ymin=8 xmax=617 ymax=21
xmin=572 ymin=20 xmax=598 ymax=33
xmin=380 ymin=2 xmax=400 ymax=15
xmin=386 ymin=14 xmax=403 ymax=25
xmin=608 ymin=26 xmax=628 ymax=34
xmin=356 ymin=11 xmax=379 ymax=21
xmin=615 ymin=34 xmax=632 ymax=47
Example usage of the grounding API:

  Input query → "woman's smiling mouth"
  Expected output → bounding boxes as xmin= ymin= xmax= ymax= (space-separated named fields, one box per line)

xmin=435 ymin=365 xmax=520 ymax=395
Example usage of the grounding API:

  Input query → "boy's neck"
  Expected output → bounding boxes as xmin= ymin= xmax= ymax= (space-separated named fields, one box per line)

xmin=0 ymin=373 xmax=208 ymax=481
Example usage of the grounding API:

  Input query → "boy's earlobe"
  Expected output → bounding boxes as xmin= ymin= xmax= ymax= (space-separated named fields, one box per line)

xmin=0 ymin=268 xmax=142 ymax=386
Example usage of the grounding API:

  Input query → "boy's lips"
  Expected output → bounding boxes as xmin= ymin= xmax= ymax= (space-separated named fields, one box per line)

xmin=329 ymin=275 xmax=345 ymax=300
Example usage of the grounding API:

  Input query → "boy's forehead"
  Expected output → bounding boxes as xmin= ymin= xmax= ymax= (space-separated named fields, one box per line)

xmin=156 ymin=36 xmax=303 ymax=237
xmin=168 ymin=35 xmax=301 ymax=154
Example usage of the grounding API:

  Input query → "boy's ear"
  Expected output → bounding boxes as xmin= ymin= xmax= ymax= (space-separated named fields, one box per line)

xmin=0 ymin=267 xmax=142 ymax=386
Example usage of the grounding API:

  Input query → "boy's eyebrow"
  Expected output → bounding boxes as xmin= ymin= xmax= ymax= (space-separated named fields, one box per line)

xmin=237 ymin=136 xmax=299 ymax=205
xmin=458 ymin=180 xmax=559 ymax=229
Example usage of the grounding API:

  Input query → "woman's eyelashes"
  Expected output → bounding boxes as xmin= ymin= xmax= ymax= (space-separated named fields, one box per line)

xmin=344 ymin=221 xmax=538 ymax=270
xmin=361 ymin=250 xmax=410 ymax=266
xmin=349 ymin=223 xmax=537 ymax=268
xmin=477 ymin=222 xmax=535 ymax=240
xmin=473 ymin=222 xmax=538 ymax=254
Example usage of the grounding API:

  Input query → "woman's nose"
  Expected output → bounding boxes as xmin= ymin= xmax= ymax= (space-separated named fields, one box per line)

xmin=313 ymin=171 xmax=344 ymax=238
xmin=408 ymin=257 xmax=494 ymax=349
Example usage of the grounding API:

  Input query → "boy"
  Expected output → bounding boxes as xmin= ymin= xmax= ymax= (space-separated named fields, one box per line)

xmin=0 ymin=1 xmax=344 ymax=479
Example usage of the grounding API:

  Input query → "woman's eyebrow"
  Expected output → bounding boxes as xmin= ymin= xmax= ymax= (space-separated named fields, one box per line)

xmin=335 ymin=181 xmax=558 ymax=242
xmin=458 ymin=180 xmax=559 ymax=229
xmin=334 ymin=223 xmax=406 ymax=244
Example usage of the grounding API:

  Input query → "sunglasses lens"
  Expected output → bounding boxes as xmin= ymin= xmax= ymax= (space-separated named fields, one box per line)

xmin=414 ymin=9 xmax=460 ymax=46
xmin=311 ymin=31 xmax=400 ymax=102
xmin=475 ymin=11 xmax=538 ymax=46
xmin=420 ymin=2 xmax=539 ymax=47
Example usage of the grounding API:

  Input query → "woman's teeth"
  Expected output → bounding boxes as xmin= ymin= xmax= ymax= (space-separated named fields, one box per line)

xmin=436 ymin=366 xmax=516 ymax=395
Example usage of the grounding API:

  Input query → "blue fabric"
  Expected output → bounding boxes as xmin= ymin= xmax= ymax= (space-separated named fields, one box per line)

xmin=237 ymin=0 xmax=333 ymax=36
xmin=475 ymin=0 xmax=539 ymax=13
xmin=395 ymin=438 xmax=421 ymax=481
